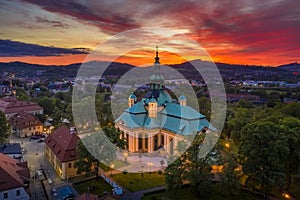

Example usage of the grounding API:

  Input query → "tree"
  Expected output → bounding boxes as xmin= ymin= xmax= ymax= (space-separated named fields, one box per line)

xmin=102 ymin=126 xmax=127 ymax=149
xmin=216 ymin=153 xmax=240 ymax=196
xmin=281 ymin=102 xmax=300 ymax=119
xmin=279 ymin=117 xmax=300 ymax=190
xmin=74 ymin=140 xmax=99 ymax=177
xmin=0 ymin=111 xmax=9 ymax=143
xmin=175 ymin=140 xmax=187 ymax=155
xmin=36 ymin=96 xmax=55 ymax=115
xmin=165 ymin=134 xmax=218 ymax=197
xmin=74 ymin=131 xmax=117 ymax=176
xmin=227 ymin=108 xmax=254 ymax=143
xmin=239 ymin=121 xmax=289 ymax=195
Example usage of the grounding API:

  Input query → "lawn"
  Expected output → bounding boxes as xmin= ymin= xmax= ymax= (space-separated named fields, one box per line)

xmin=112 ymin=172 xmax=165 ymax=192
xmin=142 ymin=186 xmax=264 ymax=200
xmin=73 ymin=177 xmax=113 ymax=196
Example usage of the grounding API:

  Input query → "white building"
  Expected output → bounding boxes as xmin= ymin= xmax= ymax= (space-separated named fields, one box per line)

xmin=0 ymin=153 xmax=30 ymax=200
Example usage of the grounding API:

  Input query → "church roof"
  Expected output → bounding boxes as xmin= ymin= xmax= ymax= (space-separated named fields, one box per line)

xmin=115 ymin=47 xmax=215 ymax=135
xmin=116 ymin=100 xmax=216 ymax=135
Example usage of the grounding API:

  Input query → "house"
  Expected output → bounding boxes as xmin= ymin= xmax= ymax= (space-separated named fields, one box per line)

xmin=115 ymin=49 xmax=215 ymax=155
xmin=0 ymin=153 xmax=30 ymax=200
xmin=226 ymin=93 xmax=260 ymax=103
xmin=9 ymin=112 xmax=43 ymax=138
xmin=0 ymin=143 xmax=23 ymax=161
xmin=0 ymin=97 xmax=43 ymax=119
xmin=44 ymin=125 xmax=80 ymax=179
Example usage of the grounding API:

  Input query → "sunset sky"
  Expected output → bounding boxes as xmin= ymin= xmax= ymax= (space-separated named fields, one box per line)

xmin=0 ymin=0 xmax=299 ymax=66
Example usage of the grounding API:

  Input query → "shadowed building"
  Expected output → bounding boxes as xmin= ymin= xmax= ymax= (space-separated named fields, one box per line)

xmin=0 ymin=153 xmax=30 ymax=200
xmin=0 ymin=97 xmax=43 ymax=119
xmin=115 ymin=48 xmax=215 ymax=155
xmin=44 ymin=125 xmax=80 ymax=179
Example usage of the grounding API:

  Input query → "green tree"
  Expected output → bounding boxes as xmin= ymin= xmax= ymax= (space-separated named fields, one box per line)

xmin=227 ymin=108 xmax=254 ymax=143
xmin=74 ymin=140 xmax=98 ymax=177
xmin=102 ymin=126 xmax=127 ymax=149
xmin=74 ymin=131 xmax=117 ymax=176
xmin=279 ymin=117 xmax=300 ymax=190
xmin=165 ymin=134 xmax=218 ymax=197
xmin=216 ymin=153 xmax=241 ymax=196
xmin=239 ymin=121 xmax=289 ymax=195
xmin=0 ymin=111 xmax=9 ymax=143
xmin=281 ymin=102 xmax=300 ymax=119
xmin=36 ymin=96 xmax=56 ymax=115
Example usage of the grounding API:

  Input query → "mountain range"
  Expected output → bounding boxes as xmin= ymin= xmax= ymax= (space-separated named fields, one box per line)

xmin=0 ymin=61 xmax=299 ymax=82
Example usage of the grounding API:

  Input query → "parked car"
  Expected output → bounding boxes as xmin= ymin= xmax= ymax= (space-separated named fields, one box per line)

xmin=48 ymin=179 xmax=53 ymax=185
xmin=30 ymin=135 xmax=40 ymax=140
xmin=37 ymin=138 xmax=45 ymax=143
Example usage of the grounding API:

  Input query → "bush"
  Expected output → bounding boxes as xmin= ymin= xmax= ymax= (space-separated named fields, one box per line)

xmin=123 ymin=170 xmax=128 ymax=174
xmin=158 ymin=171 xmax=163 ymax=175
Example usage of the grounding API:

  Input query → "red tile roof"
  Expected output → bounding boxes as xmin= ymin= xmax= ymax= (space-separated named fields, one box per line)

xmin=45 ymin=125 xmax=80 ymax=162
xmin=9 ymin=111 xmax=43 ymax=130
xmin=0 ymin=153 xmax=30 ymax=192
xmin=0 ymin=97 xmax=43 ymax=114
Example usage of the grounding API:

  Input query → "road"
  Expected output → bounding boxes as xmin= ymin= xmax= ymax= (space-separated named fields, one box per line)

xmin=9 ymin=134 xmax=77 ymax=200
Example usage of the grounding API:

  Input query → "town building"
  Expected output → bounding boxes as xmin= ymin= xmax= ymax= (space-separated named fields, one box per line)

xmin=0 ymin=97 xmax=43 ymax=119
xmin=0 ymin=143 xmax=23 ymax=161
xmin=9 ymin=112 xmax=43 ymax=138
xmin=44 ymin=125 xmax=80 ymax=179
xmin=0 ymin=153 xmax=30 ymax=200
xmin=115 ymin=48 xmax=215 ymax=155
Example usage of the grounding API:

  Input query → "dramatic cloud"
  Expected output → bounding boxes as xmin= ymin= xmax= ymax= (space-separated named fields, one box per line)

xmin=0 ymin=0 xmax=299 ymax=65
xmin=0 ymin=39 xmax=89 ymax=57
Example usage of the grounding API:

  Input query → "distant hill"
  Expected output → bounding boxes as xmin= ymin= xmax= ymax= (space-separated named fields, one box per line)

xmin=277 ymin=62 xmax=300 ymax=71
xmin=0 ymin=60 xmax=298 ymax=82
xmin=0 ymin=61 xmax=135 ymax=79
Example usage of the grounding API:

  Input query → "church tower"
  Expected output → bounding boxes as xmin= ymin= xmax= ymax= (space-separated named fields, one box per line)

xmin=179 ymin=95 xmax=187 ymax=106
xmin=148 ymin=97 xmax=158 ymax=118
xmin=128 ymin=94 xmax=136 ymax=107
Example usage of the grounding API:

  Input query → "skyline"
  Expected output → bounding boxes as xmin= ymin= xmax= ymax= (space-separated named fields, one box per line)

xmin=0 ymin=0 xmax=300 ymax=66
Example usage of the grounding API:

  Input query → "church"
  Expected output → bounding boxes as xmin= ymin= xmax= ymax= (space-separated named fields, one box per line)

xmin=115 ymin=48 xmax=215 ymax=155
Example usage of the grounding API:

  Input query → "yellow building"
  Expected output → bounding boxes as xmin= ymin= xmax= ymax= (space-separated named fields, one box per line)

xmin=115 ymin=48 xmax=215 ymax=155
xmin=45 ymin=125 xmax=81 ymax=179
xmin=9 ymin=111 xmax=43 ymax=138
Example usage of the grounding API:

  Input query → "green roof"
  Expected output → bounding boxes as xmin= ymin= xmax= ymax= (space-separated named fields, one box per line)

xmin=116 ymin=100 xmax=215 ymax=135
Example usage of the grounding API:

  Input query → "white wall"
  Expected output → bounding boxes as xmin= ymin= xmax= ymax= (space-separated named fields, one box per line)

xmin=0 ymin=187 xmax=30 ymax=200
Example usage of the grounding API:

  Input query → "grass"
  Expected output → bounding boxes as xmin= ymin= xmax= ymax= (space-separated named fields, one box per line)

xmin=142 ymin=186 xmax=263 ymax=200
xmin=100 ymin=159 xmax=128 ymax=172
xmin=73 ymin=177 xmax=113 ymax=196
xmin=112 ymin=172 xmax=165 ymax=192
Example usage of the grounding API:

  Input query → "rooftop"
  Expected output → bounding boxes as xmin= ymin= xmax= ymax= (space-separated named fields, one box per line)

xmin=0 ymin=97 xmax=43 ymax=115
xmin=9 ymin=111 xmax=43 ymax=129
xmin=0 ymin=143 xmax=22 ymax=155
xmin=45 ymin=125 xmax=80 ymax=162
xmin=0 ymin=153 xmax=30 ymax=192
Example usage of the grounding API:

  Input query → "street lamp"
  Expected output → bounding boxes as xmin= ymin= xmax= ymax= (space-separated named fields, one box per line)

xmin=123 ymin=152 xmax=128 ymax=163
xmin=147 ymin=162 xmax=153 ymax=172
xmin=225 ymin=142 xmax=230 ymax=149
xmin=110 ymin=164 xmax=114 ymax=176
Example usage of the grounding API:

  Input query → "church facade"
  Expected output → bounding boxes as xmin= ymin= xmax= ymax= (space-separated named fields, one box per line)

xmin=115 ymin=48 xmax=215 ymax=155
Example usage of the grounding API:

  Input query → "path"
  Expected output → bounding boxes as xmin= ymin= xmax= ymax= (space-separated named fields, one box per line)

xmin=121 ymin=185 xmax=166 ymax=200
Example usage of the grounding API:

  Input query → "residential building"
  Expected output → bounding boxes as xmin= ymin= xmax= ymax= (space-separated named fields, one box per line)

xmin=44 ymin=125 xmax=80 ymax=179
xmin=0 ymin=97 xmax=43 ymax=119
xmin=115 ymin=48 xmax=215 ymax=155
xmin=9 ymin=112 xmax=43 ymax=138
xmin=0 ymin=143 xmax=23 ymax=161
xmin=0 ymin=153 xmax=30 ymax=200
